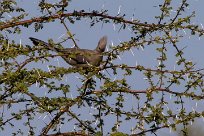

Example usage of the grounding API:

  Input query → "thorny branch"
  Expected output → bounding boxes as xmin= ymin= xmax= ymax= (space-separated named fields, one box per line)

xmin=1 ymin=1 xmax=204 ymax=136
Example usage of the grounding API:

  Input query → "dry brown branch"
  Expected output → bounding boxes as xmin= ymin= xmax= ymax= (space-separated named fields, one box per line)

xmin=0 ymin=11 xmax=156 ymax=30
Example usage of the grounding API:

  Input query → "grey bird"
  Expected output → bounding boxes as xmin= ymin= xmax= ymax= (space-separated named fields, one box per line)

xmin=29 ymin=36 xmax=107 ymax=67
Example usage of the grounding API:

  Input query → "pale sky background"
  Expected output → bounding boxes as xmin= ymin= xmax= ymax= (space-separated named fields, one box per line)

xmin=2 ymin=0 xmax=204 ymax=135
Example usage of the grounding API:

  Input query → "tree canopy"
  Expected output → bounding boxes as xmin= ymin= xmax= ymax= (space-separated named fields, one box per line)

xmin=0 ymin=0 xmax=204 ymax=136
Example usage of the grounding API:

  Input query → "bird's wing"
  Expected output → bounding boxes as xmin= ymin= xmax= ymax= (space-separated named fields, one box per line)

xmin=59 ymin=48 xmax=95 ymax=65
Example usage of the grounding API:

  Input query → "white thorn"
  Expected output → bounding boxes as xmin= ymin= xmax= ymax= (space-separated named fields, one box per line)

xmin=0 ymin=19 xmax=5 ymax=22
xmin=169 ymin=31 xmax=172 ymax=36
xmin=43 ymin=115 xmax=47 ymax=120
xmin=59 ymin=124 xmax=63 ymax=129
xmin=47 ymin=65 xmax=51 ymax=73
xmin=130 ymin=49 xmax=134 ymax=56
xmin=192 ymin=107 xmax=195 ymax=112
xmin=18 ymin=93 xmax=22 ymax=97
xmin=36 ymin=70 xmax=41 ymax=77
xmin=118 ymin=38 xmax=122 ymax=43
xmin=170 ymin=10 xmax=177 ymax=13
xmin=48 ymin=7 xmax=53 ymax=12
xmin=94 ymin=119 xmax=98 ymax=125
xmin=116 ymin=123 xmax=119 ymax=130
xmin=117 ymin=5 xmax=122 ymax=15
xmin=139 ymin=45 xmax=144 ymax=51
xmin=91 ymin=106 xmax=97 ymax=110
xmin=182 ymin=29 xmax=186 ymax=35
xmin=128 ymin=27 xmax=132 ymax=32
xmin=110 ymin=55 xmax=113 ymax=63
xmin=111 ymin=41 xmax=114 ymax=47
xmin=58 ymin=33 xmax=65 ymax=39
xmin=38 ymin=115 xmax=42 ymax=119
xmin=75 ymin=76 xmax=79 ymax=79
xmin=168 ymin=120 xmax=171 ymax=124
xmin=20 ymin=39 xmax=22 ymax=48
xmin=7 ymin=41 xmax=9 ymax=51
xmin=36 ymin=81 xmax=38 ymax=87
xmin=202 ymin=115 xmax=204 ymax=122
xmin=106 ymin=46 xmax=109 ymax=51
xmin=144 ymin=104 xmax=147 ymax=108
xmin=131 ymin=16 xmax=134 ymax=21
xmin=89 ymin=111 xmax=93 ymax=115
xmin=131 ymin=127 xmax=134 ymax=134
xmin=158 ymin=60 xmax=161 ymax=65
xmin=43 ymin=8 xmax=47 ymax=13
xmin=117 ymin=55 xmax=121 ymax=60
xmin=113 ymin=77 xmax=116 ymax=81
xmin=185 ymin=74 xmax=189 ymax=82
xmin=56 ymin=58 xmax=60 ymax=66
xmin=101 ymin=4 xmax=105 ymax=9
xmin=113 ymin=24 xmax=116 ymax=31
xmin=165 ymin=103 xmax=170 ymax=110
xmin=70 ymin=93 xmax=73 ymax=100
xmin=86 ymin=61 xmax=92 ymax=66
xmin=1 ymin=58 xmax=4 ymax=64
xmin=71 ymin=44 xmax=75 ymax=48
xmin=201 ymin=23 xmax=203 ymax=29
xmin=7 ymin=13 xmax=12 ymax=18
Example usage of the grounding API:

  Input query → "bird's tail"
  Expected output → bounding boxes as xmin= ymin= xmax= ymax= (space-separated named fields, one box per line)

xmin=29 ymin=37 xmax=58 ymax=52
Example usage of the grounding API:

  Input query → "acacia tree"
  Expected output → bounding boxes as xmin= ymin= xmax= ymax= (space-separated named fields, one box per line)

xmin=0 ymin=0 xmax=204 ymax=136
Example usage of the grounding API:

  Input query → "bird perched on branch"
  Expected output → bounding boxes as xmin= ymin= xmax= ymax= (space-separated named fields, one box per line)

xmin=29 ymin=36 xmax=107 ymax=67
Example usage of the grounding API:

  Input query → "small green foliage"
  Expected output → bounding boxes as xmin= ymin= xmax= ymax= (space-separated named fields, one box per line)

xmin=110 ymin=132 xmax=128 ymax=136
xmin=94 ymin=131 xmax=103 ymax=136
xmin=0 ymin=0 xmax=204 ymax=136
